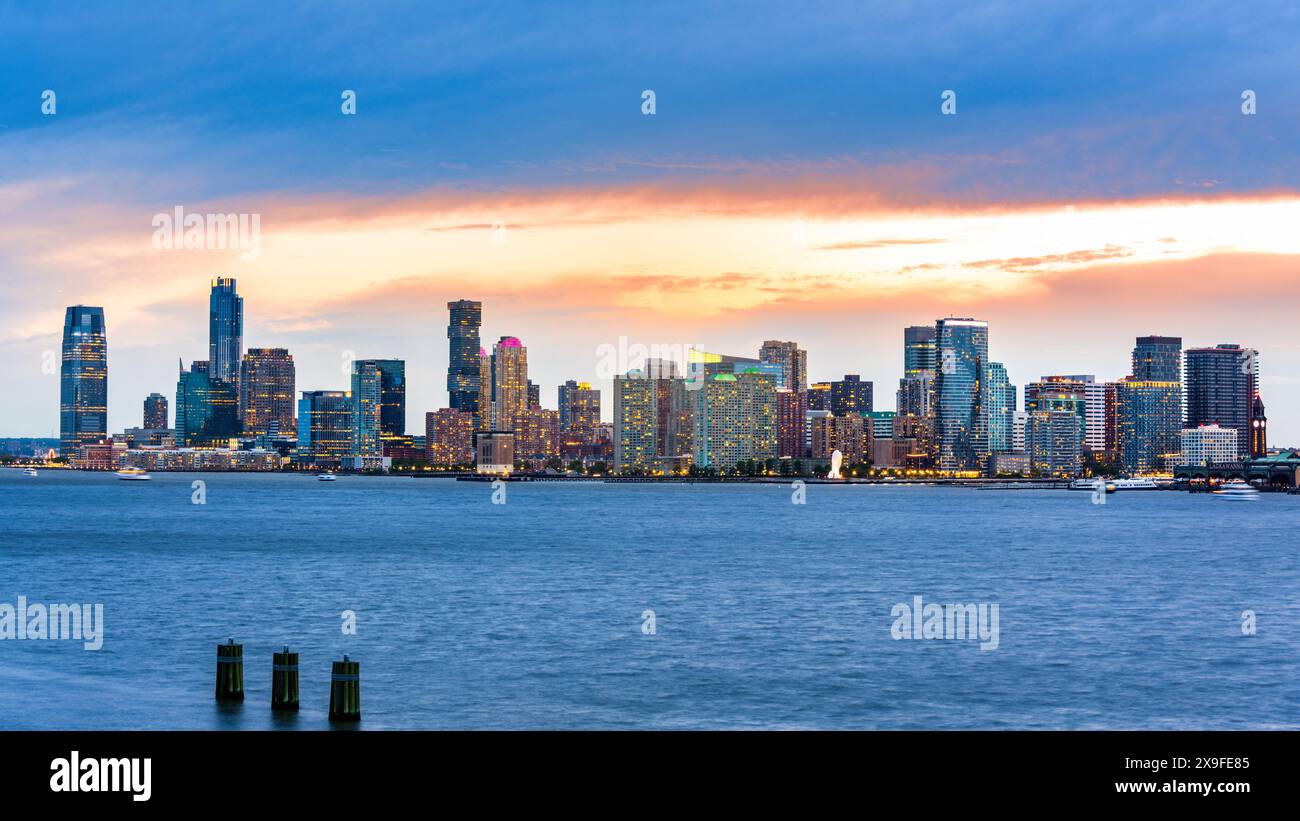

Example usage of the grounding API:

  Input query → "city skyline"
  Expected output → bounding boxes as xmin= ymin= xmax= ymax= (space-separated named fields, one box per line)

xmin=5 ymin=3 xmax=1300 ymax=440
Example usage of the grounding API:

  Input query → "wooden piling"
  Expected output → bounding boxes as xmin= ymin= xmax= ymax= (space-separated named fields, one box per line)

xmin=215 ymin=638 xmax=244 ymax=702
xmin=328 ymin=655 xmax=360 ymax=722
xmin=271 ymin=646 xmax=299 ymax=712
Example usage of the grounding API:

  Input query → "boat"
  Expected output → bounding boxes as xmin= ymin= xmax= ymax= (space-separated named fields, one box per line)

xmin=22 ymin=467 xmax=38 ymax=477
xmin=115 ymin=467 xmax=151 ymax=481
xmin=1213 ymin=480 xmax=1259 ymax=500
xmin=1111 ymin=478 xmax=1159 ymax=491
xmin=1069 ymin=478 xmax=1115 ymax=493
xmin=317 ymin=472 xmax=337 ymax=482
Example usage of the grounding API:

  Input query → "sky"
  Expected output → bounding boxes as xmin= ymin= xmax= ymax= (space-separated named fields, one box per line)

xmin=2 ymin=1 xmax=1299 ymax=441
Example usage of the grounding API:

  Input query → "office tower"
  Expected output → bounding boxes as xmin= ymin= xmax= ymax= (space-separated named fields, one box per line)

xmin=1180 ymin=424 xmax=1239 ymax=466
xmin=350 ymin=360 xmax=383 ymax=456
xmin=806 ymin=382 xmax=832 ymax=412
xmin=830 ymin=375 xmax=873 ymax=416
xmin=983 ymin=362 xmax=1016 ymax=453
xmin=59 ymin=306 xmax=108 ymax=456
xmin=297 ymin=390 xmax=353 ymax=466
xmin=614 ymin=370 xmax=657 ymax=472
xmin=477 ymin=348 xmax=492 ymax=431
xmin=447 ymin=300 xmax=483 ymax=414
xmin=371 ymin=359 xmax=407 ymax=444
xmin=691 ymin=370 xmax=777 ymax=471
xmin=776 ymin=388 xmax=807 ymax=458
xmin=208 ymin=277 xmax=243 ymax=385
xmin=896 ymin=373 xmax=933 ymax=419
xmin=1250 ymin=396 xmax=1267 ymax=457
xmin=1116 ymin=377 xmax=1181 ymax=475
xmin=1103 ymin=381 xmax=1121 ymax=459
xmin=491 ymin=337 xmax=528 ymax=433
xmin=903 ymin=325 xmax=938 ymax=375
xmin=527 ymin=381 xmax=541 ymax=410
xmin=1132 ymin=335 xmax=1182 ymax=382
xmin=425 ymin=408 xmax=475 ymax=467
xmin=1057 ymin=375 xmax=1107 ymax=455
xmin=1185 ymin=344 xmax=1258 ymax=458
xmin=516 ymin=407 xmax=561 ymax=459
xmin=175 ymin=360 xmax=238 ymax=446
xmin=1028 ymin=409 xmax=1082 ymax=477
xmin=933 ymin=317 xmax=989 ymax=471
xmin=143 ymin=392 xmax=168 ymax=430
xmin=239 ymin=348 xmax=296 ymax=437
xmin=558 ymin=380 xmax=601 ymax=439
xmin=760 ymin=340 xmax=808 ymax=392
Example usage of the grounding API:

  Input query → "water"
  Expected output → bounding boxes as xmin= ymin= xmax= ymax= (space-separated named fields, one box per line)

xmin=2 ymin=469 xmax=1298 ymax=730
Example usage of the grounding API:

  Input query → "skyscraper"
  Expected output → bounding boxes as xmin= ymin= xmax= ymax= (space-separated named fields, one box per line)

xmin=239 ymin=348 xmax=296 ymax=437
xmin=558 ymin=380 xmax=601 ymax=439
xmin=614 ymin=370 xmax=657 ymax=473
xmin=60 ymin=306 xmax=108 ymax=456
xmin=759 ymin=340 xmax=807 ymax=392
xmin=692 ymin=369 xmax=777 ymax=471
xmin=776 ymin=388 xmax=807 ymax=458
xmin=175 ymin=360 xmax=238 ymax=446
xmin=425 ymin=408 xmax=475 ymax=467
xmin=297 ymin=390 xmax=353 ymax=466
xmin=373 ymin=359 xmax=407 ymax=444
xmin=903 ymin=326 xmax=938 ymax=376
xmin=143 ymin=392 xmax=168 ymax=430
xmin=491 ymin=337 xmax=528 ymax=433
xmin=1118 ymin=335 xmax=1182 ymax=474
xmin=1185 ymin=344 xmax=1258 ymax=458
xmin=447 ymin=300 xmax=482 ymax=414
xmin=983 ymin=362 xmax=1016 ymax=453
xmin=829 ymin=374 xmax=873 ymax=416
xmin=208 ymin=277 xmax=243 ymax=385
xmin=934 ymin=317 xmax=989 ymax=471
xmin=350 ymin=360 xmax=383 ymax=456
xmin=477 ymin=348 xmax=492 ymax=431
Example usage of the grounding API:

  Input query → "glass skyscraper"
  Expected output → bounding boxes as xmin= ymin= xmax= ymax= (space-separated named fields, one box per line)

xmin=1132 ymin=335 xmax=1181 ymax=382
xmin=447 ymin=300 xmax=482 ymax=414
xmin=983 ymin=362 xmax=1016 ymax=453
xmin=208 ymin=277 xmax=244 ymax=385
xmin=239 ymin=348 xmax=296 ymax=437
xmin=1118 ymin=335 xmax=1182 ymax=474
xmin=59 ymin=306 xmax=108 ymax=456
xmin=176 ymin=360 xmax=239 ymax=446
xmin=298 ymin=390 xmax=353 ymax=466
xmin=903 ymin=325 xmax=938 ymax=376
xmin=934 ymin=317 xmax=989 ymax=471
xmin=350 ymin=360 xmax=383 ymax=456
xmin=1185 ymin=343 xmax=1258 ymax=458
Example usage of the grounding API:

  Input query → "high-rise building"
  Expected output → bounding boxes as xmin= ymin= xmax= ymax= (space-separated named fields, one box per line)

xmin=558 ymin=380 xmax=601 ymax=439
xmin=896 ymin=373 xmax=933 ymax=419
xmin=904 ymin=325 xmax=938 ymax=376
xmin=1185 ymin=344 xmax=1258 ymax=458
xmin=527 ymin=380 xmax=541 ymax=410
xmin=447 ymin=300 xmax=483 ymax=414
xmin=143 ymin=392 xmax=168 ymax=430
xmin=934 ymin=317 xmax=989 ymax=471
xmin=613 ymin=363 xmax=691 ymax=472
xmin=477 ymin=348 xmax=492 ymax=431
xmin=759 ymin=340 xmax=807 ymax=392
xmin=806 ymin=381 xmax=832 ymax=412
xmin=1028 ymin=409 xmax=1082 ymax=477
xmin=516 ymin=407 xmax=561 ymax=459
xmin=983 ymin=362 xmax=1016 ymax=453
xmin=810 ymin=413 xmax=871 ymax=463
xmin=491 ymin=337 xmax=528 ymax=434
xmin=1132 ymin=335 xmax=1182 ymax=382
xmin=425 ymin=408 xmax=475 ymax=467
xmin=1025 ymin=377 xmax=1087 ymax=449
xmin=372 ymin=359 xmax=407 ymax=444
xmin=1059 ymin=375 xmax=1107 ymax=455
xmin=691 ymin=370 xmax=777 ymax=471
xmin=1117 ymin=377 xmax=1182 ymax=475
xmin=175 ymin=360 xmax=238 ymax=446
xmin=1179 ymin=424 xmax=1239 ymax=466
xmin=239 ymin=348 xmax=296 ymax=437
xmin=297 ymin=390 xmax=353 ymax=466
xmin=350 ymin=360 xmax=383 ymax=456
xmin=60 ymin=306 xmax=108 ymax=456
xmin=208 ymin=277 xmax=243 ymax=385
xmin=776 ymin=388 xmax=807 ymax=458
xmin=829 ymin=374 xmax=873 ymax=416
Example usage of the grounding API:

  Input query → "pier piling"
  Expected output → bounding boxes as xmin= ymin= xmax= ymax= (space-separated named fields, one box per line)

xmin=272 ymin=646 xmax=299 ymax=712
xmin=328 ymin=655 xmax=361 ymax=722
xmin=215 ymin=638 xmax=245 ymax=702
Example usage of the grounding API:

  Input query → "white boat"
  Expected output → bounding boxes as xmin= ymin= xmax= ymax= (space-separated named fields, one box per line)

xmin=22 ymin=467 xmax=38 ymax=477
xmin=1069 ymin=478 xmax=1115 ymax=493
xmin=317 ymin=472 xmax=337 ymax=482
xmin=1213 ymin=480 xmax=1259 ymax=499
xmin=1111 ymin=478 xmax=1159 ymax=491
xmin=116 ymin=467 xmax=151 ymax=481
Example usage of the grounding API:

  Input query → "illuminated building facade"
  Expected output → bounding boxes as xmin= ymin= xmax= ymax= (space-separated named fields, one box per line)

xmin=60 ymin=306 xmax=108 ymax=456
xmin=934 ymin=317 xmax=989 ymax=471
xmin=1185 ymin=344 xmax=1258 ymax=458
xmin=558 ymin=380 xmax=601 ymax=439
xmin=691 ymin=370 xmax=777 ymax=470
xmin=830 ymin=374 xmax=873 ymax=416
xmin=297 ymin=390 xmax=353 ymax=466
xmin=516 ymin=407 xmax=561 ymax=459
xmin=239 ymin=348 xmax=296 ymax=437
xmin=176 ymin=360 xmax=239 ymax=447
xmin=759 ymin=340 xmax=807 ymax=391
xmin=1179 ymin=424 xmax=1239 ymax=466
xmin=350 ymin=360 xmax=383 ymax=456
xmin=143 ymin=392 xmax=168 ymax=430
xmin=983 ymin=362 xmax=1016 ymax=454
xmin=1027 ymin=409 xmax=1082 ymax=476
xmin=776 ymin=388 xmax=807 ymax=458
xmin=425 ymin=408 xmax=475 ymax=467
xmin=491 ymin=337 xmax=528 ymax=434
xmin=208 ymin=277 xmax=243 ymax=385
xmin=447 ymin=300 xmax=483 ymax=415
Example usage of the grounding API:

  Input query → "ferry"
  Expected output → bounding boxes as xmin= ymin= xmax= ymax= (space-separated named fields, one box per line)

xmin=22 ymin=467 xmax=38 ymax=477
xmin=317 ymin=472 xmax=337 ymax=482
xmin=1069 ymin=478 xmax=1115 ymax=493
xmin=115 ymin=466 xmax=152 ymax=481
xmin=1213 ymin=480 xmax=1260 ymax=500
xmin=1111 ymin=478 xmax=1159 ymax=491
